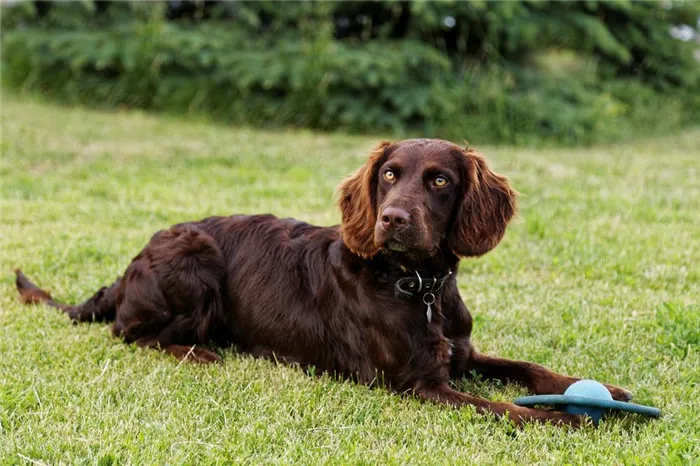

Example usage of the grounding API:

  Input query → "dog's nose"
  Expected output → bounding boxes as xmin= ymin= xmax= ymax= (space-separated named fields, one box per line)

xmin=381 ymin=207 xmax=411 ymax=229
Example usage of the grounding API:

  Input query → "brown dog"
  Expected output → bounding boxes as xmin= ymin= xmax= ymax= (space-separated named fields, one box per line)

xmin=15 ymin=139 xmax=632 ymax=426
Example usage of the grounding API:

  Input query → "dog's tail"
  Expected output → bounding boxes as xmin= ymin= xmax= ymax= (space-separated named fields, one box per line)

xmin=14 ymin=269 xmax=120 ymax=323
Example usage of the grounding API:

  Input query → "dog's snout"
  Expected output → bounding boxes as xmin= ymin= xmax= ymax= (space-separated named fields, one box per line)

xmin=380 ymin=207 xmax=411 ymax=229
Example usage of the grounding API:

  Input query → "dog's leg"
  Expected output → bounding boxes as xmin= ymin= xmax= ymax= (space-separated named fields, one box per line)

xmin=455 ymin=345 xmax=632 ymax=401
xmin=415 ymin=383 xmax=581 ymax=427
xmin=110 ymin=225 xmax=228 ymax=362
xmin=134 ymin=337 xmax=221 ymax=364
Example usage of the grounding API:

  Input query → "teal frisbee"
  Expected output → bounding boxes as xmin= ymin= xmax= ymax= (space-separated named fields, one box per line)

xmin=514 ymin=380 xmax=660 ymax=424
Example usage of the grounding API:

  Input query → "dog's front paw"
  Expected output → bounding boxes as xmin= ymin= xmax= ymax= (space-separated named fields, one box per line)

xmin=604 ymin=383 xmax=633 ymax=402
xmin=511 ymin=406 xmax=584 ymax=428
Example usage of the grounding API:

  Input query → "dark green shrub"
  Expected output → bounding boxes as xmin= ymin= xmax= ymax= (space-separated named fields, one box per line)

xmin=2 ymin=23 xmax=452 ymax=134
xmin=2 ymin=1 xmax=698 ymax=145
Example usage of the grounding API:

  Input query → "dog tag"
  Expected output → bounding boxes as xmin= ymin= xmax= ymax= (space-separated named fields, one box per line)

xmin=423 ymin=292 xmax=435 ymax=323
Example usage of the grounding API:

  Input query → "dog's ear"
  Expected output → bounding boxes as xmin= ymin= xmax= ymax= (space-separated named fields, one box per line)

xmin=448 ymin=146 xmax=517 ymax=258
xmin=338 ymin=141 xmax=392 ymax=258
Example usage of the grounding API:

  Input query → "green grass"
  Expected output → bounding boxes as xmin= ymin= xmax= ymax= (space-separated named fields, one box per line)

xmin=1 ymin=93 xmax=699 ymax=465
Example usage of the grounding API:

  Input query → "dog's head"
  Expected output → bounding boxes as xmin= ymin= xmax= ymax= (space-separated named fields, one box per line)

xmin=339 ymin=139 xmax=516 ymax=260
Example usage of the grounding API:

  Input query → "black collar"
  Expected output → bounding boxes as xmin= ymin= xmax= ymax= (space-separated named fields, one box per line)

xmin=394 ymin=269 xmax=453 ymax=299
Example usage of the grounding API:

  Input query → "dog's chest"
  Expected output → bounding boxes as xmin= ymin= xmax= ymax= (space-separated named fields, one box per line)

xmin=368 ymin=297 xmax=453 ymax=373
xmin=426 ymin=307 xmax=454 ymax=367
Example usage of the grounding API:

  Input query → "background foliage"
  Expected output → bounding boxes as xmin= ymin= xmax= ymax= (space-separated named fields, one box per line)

xmin=3 ymin=0 xmax=700 ymax=144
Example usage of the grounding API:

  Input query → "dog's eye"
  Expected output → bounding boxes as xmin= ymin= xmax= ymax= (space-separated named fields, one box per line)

xmin=383 ymin=170 xmax=396 ymax=182
xmin=434 ymin=176 xmax=448 ymax=187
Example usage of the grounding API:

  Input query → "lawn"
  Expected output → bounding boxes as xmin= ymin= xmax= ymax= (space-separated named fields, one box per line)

xmin=1 ymin=94 xmax=698 ymax=465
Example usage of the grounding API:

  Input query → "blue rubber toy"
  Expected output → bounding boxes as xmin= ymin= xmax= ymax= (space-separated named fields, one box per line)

xmin=514 ymin=380 xmax=661 ymax=425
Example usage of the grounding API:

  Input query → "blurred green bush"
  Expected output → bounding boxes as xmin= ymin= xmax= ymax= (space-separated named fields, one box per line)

xmin=3 ymin=1 xmax=699 ymax=145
